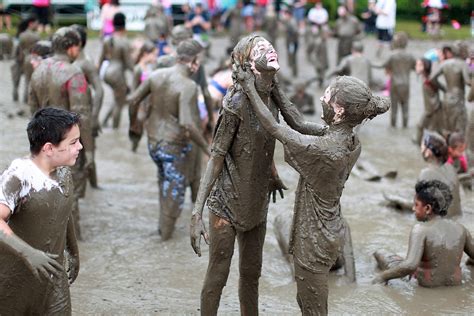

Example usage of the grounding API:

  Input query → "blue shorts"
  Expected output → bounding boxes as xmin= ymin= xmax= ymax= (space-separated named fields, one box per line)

xmin=148 ymin=142 xmax=191 ymax=216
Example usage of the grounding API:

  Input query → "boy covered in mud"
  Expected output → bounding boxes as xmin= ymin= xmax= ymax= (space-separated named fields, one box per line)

xmin=380 ymin=32 xmax=416 ymax=128
xmin=373 ymin=180 xmax=474 ymax=287
xmin=0 ymin=107 xmax=81 ymax=314
xmin=128 ymin=39 xmax=210 ymax=241
xmin=429 ymin=45 xmax=471 ymax=134
xmin=29 ymin=26 xmax=94 ymax=239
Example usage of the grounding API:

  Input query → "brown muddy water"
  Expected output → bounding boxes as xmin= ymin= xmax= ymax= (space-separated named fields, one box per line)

xmin=0 ymin=36 xmax=473 ymax=315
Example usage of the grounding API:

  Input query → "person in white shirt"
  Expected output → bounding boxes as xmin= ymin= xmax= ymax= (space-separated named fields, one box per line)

xmin=375 ymin=0 xmax=396 ymax=57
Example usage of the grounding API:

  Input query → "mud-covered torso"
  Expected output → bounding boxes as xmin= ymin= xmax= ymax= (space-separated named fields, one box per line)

xmin=286 ymin=131 xmax=361 ymax=268
xmin=207 ymin=91 xmax=278 ymax=231
xmin=17 ymin=30 xmax=40 ymax=63
xmin=415 ymin=219 xmax=466 ymax=287
xmin=144 ymin=16 xmax=169 ymax=42
xmin=0 ymin=158 xmax=73 ymax=259
xmin=349 ymin=55 xmax=371 ymax=85
xmin=74 ymin=52 xmax=95 ymax=106
xmin=0 ymin=158 xmax=73 ymax=313
xmin=30 ymin=54 xmax=87 ymax=111
xmin=438 ymin=59 xmax=469 ymax=106
xmin=145 ymin=67 xmax=200 ymax=146
xmin=386 ymin=50 xmax=415 ymax=87
xmin=418 ymin=164 xmax=462 ymax=218
xmin=336 ymin=16 xmax=360 ymax=38
xmin=102 ymin=35 xmax=132 ymax=85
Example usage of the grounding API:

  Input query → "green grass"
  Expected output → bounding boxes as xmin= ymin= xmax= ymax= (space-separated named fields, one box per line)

xmin=3 ymin=16 xmax=471 ymax=41
xmin=395 ymin=19 xmax=471 ymax=40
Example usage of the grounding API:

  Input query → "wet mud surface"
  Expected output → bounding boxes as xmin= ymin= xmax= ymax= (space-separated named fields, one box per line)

xmin=0 ymin=36 xmax=473 ymax=314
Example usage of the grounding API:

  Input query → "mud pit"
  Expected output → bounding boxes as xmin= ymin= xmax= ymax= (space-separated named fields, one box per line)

xmin=0 ymin=36 xmax=473 ymax=314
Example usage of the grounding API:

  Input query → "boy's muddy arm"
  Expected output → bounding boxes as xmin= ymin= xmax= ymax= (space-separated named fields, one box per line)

xmin=464 ymin=229 xmax=474 ymax=265
xmin=327 ymin=57 xmax=349 ymax=79
xmin=373 ymin=225 xmax=425 ymax=283
xmin=28 ymin=85 xmax=40 ymax=115
xmin=429 ymin=64 xmax=443 ymax=83
xmin=0 ymin=205 xmax=63 ymax=281
xmin=185 ymin=125 xmax=210 ymax=156
xmin=190 ymin=155 xmax=225 ymax=256
xmin=271 ymin=77 xmax=327 ymax=136
xmin=382 ymin=191 xmax=412 ymax=211
xmin=342 ymin=221 xmax=356 ymax=282
xmin=68 ymin=73 xmax=94 ymax=166
xmin=128 ymin=79 xmax=151 ymax=135
xmin=179 ymin=88 xmax=210 ymax=156
xmin=66 ymin=215 xmax=80 ymax=284
xmin=197 ymin=66 xmax=215 ymax=131
xmin=97 ymin=42 xmax=106 ymax=69
xmin=88 ymin=66 xmax=104 ymax=136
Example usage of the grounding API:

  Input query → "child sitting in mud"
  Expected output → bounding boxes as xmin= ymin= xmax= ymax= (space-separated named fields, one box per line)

xmin=373 ymin=179 xmax=474 ymax=287
xmin=384 ymin=131 xmax=462 ymax=218
xmin=0 ymin=107 xmax=81 ymax=314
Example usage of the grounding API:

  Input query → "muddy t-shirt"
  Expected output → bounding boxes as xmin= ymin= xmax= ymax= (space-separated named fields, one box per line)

xmin=282 ymin=133 xmax=361 ymax=269
xmin=206 ymin=91 xmax=277 ymax=231
xmin=0 ymin=158 xmax=65 ymax=214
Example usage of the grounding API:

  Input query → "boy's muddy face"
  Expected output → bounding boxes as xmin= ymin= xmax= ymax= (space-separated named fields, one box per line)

xmin=50 ymin=124 xmax=83 ymax=167
xmin=413 ymin=197 xmax=431 ymax=222
xmin=250 ymin=39 xmax=279 ymax=75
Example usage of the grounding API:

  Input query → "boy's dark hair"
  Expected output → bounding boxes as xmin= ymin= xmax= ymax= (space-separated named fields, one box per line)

xmin=442 ymin=45 xmax=453 ymax=59
xmin=446 ymin=132 xmax=465 ymax=148
xmin=113 ymin=13 xmax=126 ymax=30
xmin=71 ymin=24 xmax=87 ymax=48
xmin=52 ymin=27 xmax=81 ymax=54
xmin=420 ymin=57 xmax=431 ymax=77
xmin=111 ymin=0 xmax=120 ymax=5
xmin=415 ymin=180 xmax=452 ymax=217
xmin=27 ymin=108 xmax=80 ymax=155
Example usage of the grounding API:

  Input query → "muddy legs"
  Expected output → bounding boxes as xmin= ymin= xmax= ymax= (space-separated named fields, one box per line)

xmin=201 ymin=213 xmax=235 ymax=316
xmin=200 ymin=214 xmax=266 ymax=316
xmin=294 ymin=262 xmax=331 ymax=316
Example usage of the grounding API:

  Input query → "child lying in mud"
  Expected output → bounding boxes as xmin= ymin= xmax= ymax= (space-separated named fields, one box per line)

xmin=373 ymin=179 xmax=474 ymax=287
xmin=236 ymin=71 xmax=389 ymax=315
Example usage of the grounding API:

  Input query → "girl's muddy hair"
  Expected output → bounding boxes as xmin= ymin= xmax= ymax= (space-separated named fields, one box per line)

xmin=135 ymin=40 xmax=156 ymax=64
xmin=329 ymin=76 xmax=390 ymax=127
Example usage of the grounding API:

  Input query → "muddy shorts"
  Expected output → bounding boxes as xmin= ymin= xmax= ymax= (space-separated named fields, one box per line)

xmin=148 ymin=142 xmax=191 ymax=215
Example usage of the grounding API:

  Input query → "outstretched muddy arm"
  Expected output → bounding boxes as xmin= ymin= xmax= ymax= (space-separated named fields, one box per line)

xmin=376 ymin=225 xmax=425 ymax=283
xmin=128 ymin=78 xmax=151 ymax=131
xmin=271 ymin=78 xmax=327 ymax=136
xmin=464 ymin=229 xmax=474 ymax=264
xmin=68 ymin=73 xmax=94 ymax=156
xmin=190 ymin=111 xmax=239 ymax=256
xmin=327 ymin=57 xmax=350 ymax=79
xmin=179 ymin=87 xmax=210 ymax=156
xmin=83 ymin=61 xmax=104 ymax=135
xmin=248 ymin=86 xmax=301 ymax=144
xmin=342 ymin=221 xmax=356 ymax=282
